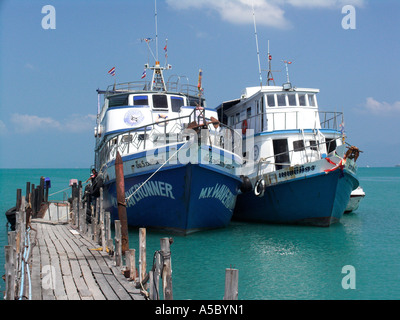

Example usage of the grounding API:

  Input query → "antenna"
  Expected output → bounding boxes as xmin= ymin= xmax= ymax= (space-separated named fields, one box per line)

xmin=267 ymin=40 xmax=276 ymax=86
xmin=155 ymin=0 xmax=159 ymax=62
xmin=252 ymin=2 xmax=262 ymax=88
xmin=282 ymin=60 xmax=293 ymax=90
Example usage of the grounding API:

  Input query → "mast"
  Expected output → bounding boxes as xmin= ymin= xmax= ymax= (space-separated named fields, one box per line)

xmin=252 ymin=3 xmax=262 ymax=88
xmin=155 ymin=0 xmax=159 ymax=62
xmin=146 ymin=0 xmax=171 ymax=92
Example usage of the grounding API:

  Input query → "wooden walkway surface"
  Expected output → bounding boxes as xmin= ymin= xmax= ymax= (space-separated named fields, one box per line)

xmin=30 ymin=221 xmax=146 ymax=300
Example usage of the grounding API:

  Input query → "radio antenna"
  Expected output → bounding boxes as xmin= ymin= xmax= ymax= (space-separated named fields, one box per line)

xmin=155 ymin=0 xmax=159 ymax=61
xmin=252 ymin=2 xmax=262 ymax=88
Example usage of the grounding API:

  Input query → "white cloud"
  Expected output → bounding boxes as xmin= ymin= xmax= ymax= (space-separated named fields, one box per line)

xmin=11 ymin=114 xmax=61 ymax=133
xmin=364 ymin=97 xmax=400 ymax=114
xmin=166 ymin=0 xmax=365 ymax=28
xmin=10 ymin=113 xmax=97 ymax=133
xmin=65 ymin=114 xmax=97 ymax=133
xmin=166 ymin=0 xmax=288 ymax=28
xmin=285 ymin=0 xmax=365 ymax=8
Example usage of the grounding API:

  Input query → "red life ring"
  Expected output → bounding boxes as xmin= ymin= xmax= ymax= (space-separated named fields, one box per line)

xmin=242 ymin=119 xmax=248 ymax=134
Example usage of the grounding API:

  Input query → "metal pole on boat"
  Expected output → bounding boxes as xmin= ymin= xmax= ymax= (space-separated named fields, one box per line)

xmin=115 ymin=151 xmax=129 ymax=254
xmin=252 ymin=2 xmax=263 ymax=88
xmin=155 ymin=0 xmax=159 ymax=62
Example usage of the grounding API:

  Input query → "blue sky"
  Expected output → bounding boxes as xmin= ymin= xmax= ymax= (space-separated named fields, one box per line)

xmin=0 ymin=0 xmax=399 ymax=168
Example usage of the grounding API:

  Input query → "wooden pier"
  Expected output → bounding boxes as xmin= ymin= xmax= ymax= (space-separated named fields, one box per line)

xmin=3 ymin=177 xmax=239 ymax=301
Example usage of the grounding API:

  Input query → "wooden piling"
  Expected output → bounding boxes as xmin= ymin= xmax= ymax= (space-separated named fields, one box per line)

xmin=115 ymin=151 xmax=129 ymax=254
xmin=114 ymin=220 xmax=122 ymax=267
xmin=139 ymin=228 xmax=147 ymax=286
xmin=126 ymin=249 xmax=136 ymax=281
xmin=160 ymin=238 xmax=173 ymax=300
xmin=223 ymin=268 xmax=239 ymax=300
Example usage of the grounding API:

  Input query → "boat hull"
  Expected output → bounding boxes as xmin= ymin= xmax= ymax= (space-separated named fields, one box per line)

xmin=103 ymin=163 xmax=241 ymax=235
xmin=233 ymin=168 xmax=359 ymax=227
xmin=344 ymin=187 xmax=365 ymax=213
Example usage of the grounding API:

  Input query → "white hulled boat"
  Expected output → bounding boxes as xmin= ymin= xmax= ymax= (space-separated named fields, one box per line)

xmin=92 ymin=9 xmax=244 ymax=234
xmin=216 ymin=56 xmax=361 ymax=227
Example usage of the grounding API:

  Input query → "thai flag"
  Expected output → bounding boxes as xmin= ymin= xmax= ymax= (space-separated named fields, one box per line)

xmin=164 ymin=44 xmax=168 ymax=58
xmin=141 ymin=68 xmax=146 ymax=79
xmin=108 ymin=67 xmax=116 ymax=76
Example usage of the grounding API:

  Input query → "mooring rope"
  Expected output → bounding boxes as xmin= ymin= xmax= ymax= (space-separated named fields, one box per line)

xmin=125 ymin=141 xmax=189 ymax=203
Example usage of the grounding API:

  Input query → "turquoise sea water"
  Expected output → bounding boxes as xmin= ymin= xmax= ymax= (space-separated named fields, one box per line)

xmin=1 ymin=167 xmax=399 ymax=300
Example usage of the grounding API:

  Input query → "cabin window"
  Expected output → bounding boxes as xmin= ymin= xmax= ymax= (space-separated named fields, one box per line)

xmin=267 ymin=94 xmax=275 ymax=107
xmin=293 ymin=140 xmax=305 ymax=152
xmin=235 ymin=113 xmax=240 ymax=124
xmin=273 ymin=139 xmax=290 ymax=170
xmin=171 ymin=96 xmax=184 ymax=112
xmin=152 ymin=94 xmax=168 ymax=109
xmin=326 ymin=138 xmax=337 ymax=154
xmin=309 ymin=140 xmax=318 ymax=151
xmin=133 ymin=95 xmax=148 ymax=106
xmin=247 ymin=107 xmax=252 ymax=118
xmin=288 ymin=94 xmax=296 ymax=106
xmin=308 ymin=94 xmax=316 ymax=107
xmin=277 ymin=94 xmax=287 ymax=107
xmin=298 ymin=94 xmax=306 ymax=106
xmin=108 ymin=94 xmax=129 ymax=108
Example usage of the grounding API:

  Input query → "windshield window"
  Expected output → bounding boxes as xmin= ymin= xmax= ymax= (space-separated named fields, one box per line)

xmin=277 ymin=94 xmax=286 ymax=107
xmin=133 ymin=95 xmax=148 ymax=106
xmin=152 ymin=94 xmax=168 ymax=109
xmin=171 ymin=96 xmax=184 ymax=112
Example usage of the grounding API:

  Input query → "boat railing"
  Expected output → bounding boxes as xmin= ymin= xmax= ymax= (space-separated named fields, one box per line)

xmin=232 ymin=110 xmax=343 ymax=133
xmin=319 ymin=111 xmax=344 ymax=131
xmin=103 ymin=79 xmax=201 ymax=99
xmin=96 ymin=109 xmax=242 ymax=168
xmin=105 ymin=81 xmax=152 ymax=95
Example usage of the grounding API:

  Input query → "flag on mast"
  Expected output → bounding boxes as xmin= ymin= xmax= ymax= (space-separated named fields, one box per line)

xmin=198 ymin=69 xmax=203 ymax=91
xmin=141 ymin=68 xmax=147 ymax=79
xmin=108 ymin=67 xmax=116 ymax=76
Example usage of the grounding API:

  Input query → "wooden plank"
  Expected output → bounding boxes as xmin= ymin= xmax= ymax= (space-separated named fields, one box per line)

xmin=52 ymin=225 xmax=93 ymax=300
xmin=57 ymin=225 xmax=106 ymax=300
xmin=30 ymin=227 xmax=42 ymax=300
xmin=43 ymin=227 xmax=67 ymax=300
xmin=27 ymin=218 xmax=146 ymax=301
xmin=37 ymin=224 xmax=55 ymax=300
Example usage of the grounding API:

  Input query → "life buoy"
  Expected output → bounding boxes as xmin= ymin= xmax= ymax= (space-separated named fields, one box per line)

xmin=156 ymin=114 xmax=168 ymax=127
xmin=242 ymin=119 xmax=248 ymax=134
xmin=254 ymin=179 xmax=266 ymax=197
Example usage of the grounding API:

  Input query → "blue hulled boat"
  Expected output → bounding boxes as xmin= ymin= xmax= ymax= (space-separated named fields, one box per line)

xmin=94 ymin=60 xmax=243 ymax=234
xmin=216 ymin=58 xmax=360 ymax=227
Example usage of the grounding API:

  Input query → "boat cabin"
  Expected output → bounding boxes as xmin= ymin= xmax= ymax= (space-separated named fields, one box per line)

xmin=217 ymin=85 xmax=344 ymax=171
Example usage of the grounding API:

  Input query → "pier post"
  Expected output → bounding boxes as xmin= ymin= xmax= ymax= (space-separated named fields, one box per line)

xmin=114 ymin=220 xmax=122 ymax=267
xmin=126 ymin=249 xmax=136 ymax=281
xmin=115 ymin=151 xmax=129 ymax=254
xmin=223 ymin=268 xmax=239 ymax=300
xmin=100 ymin=188 xmax=106 ymax=252
xmin=105 ymin=211 xmax=113 ymax=254
xmin=4 ymin=246 xmax=16 ymax=300
xmin=139 ymin=228 xmax=147 ymax=288
xmin=160 ymin=237 xmax=173 ymax=300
